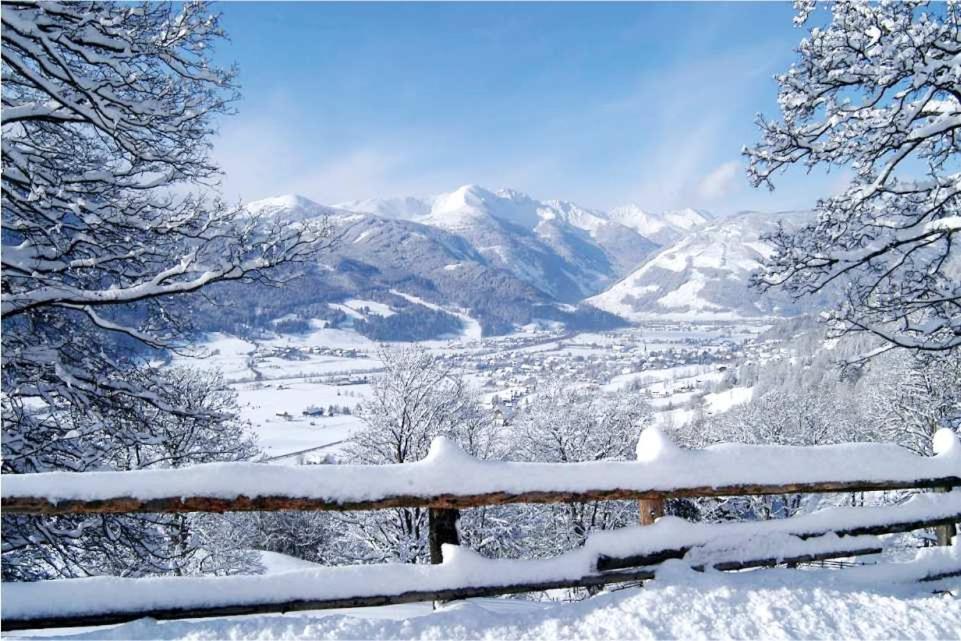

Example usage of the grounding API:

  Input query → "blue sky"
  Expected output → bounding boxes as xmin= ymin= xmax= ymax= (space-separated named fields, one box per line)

xmin=212 ymin=2 xmax=844 ymax=214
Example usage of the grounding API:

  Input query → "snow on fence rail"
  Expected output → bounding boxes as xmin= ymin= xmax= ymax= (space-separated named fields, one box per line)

xmin=4 ymin=494 xmax=961 ymax=631
xmin=4 ymin=428 xmax=961 ymax=514
xmin=2 ymin=428 xmax=960 ymax=631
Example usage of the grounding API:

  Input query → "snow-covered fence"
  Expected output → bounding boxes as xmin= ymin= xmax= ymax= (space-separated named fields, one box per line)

xmin=4 ymin=429 xmax=960 ymax=515
xmin=2 ymin=428 xmax=960 ymax=631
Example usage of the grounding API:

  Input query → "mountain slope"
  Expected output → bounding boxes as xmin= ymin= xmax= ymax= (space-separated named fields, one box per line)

xmin=342 ymin=185 xmax=658 ymax=299
xmin=607 ymin=205 xmax=713 ymax=245
xmin=588 ymin=211 xmax=811 ymax=321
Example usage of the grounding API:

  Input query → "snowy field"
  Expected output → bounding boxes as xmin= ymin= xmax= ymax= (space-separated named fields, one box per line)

xmin=172 ymin=321 xmax=761 ymax=460
xmin=12 ymin=563 xmax=961 ymax=640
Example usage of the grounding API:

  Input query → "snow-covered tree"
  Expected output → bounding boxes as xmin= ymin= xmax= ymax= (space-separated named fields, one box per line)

xmin=501 ymin=385 xmax=652 ymax=557
xmin=249 ymin=510 xmax=337 ymax=566
xmin=1 ymin=1 xmax=330 ymax=471
xmin=2 ymin=368 xmax=262 ymax=580
xmin=1 ymin=2 xmax=329 ymax=580
xmin=746 ymin=1 xmax=961 ymax=353
xmin=338 ymin=346 xmax=497 ymax=563
xmin=857 ymin=350 xmax=961 ymax=455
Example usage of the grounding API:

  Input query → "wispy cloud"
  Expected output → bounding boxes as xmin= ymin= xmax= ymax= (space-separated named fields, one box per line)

xmin=208 ymin=5 xmax=827 ymax=214
xmin=213 ymin=113 xmax=410 ymax=204
xmin=696 ymin=160 xmax=742 ymax=202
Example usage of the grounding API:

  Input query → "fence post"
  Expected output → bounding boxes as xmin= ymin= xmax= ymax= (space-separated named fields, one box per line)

xmin=428 ymin=508 xmax=460 ymax=564
xmin=635 ymin=427 xmax=670 ymax=526
xmin=935 ymin=486 xmax=957 ymax=546
xmin=638 ymin=498 xmax=665 ymax=526
xmin=932 ymin=431 xmax=959 ymax=546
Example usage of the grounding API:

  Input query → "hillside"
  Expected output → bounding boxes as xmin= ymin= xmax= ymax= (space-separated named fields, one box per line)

xmin=588 ymin=212 xmax=812 ymax=321
xmin=202 ymin=193 xmax=821 ymax=338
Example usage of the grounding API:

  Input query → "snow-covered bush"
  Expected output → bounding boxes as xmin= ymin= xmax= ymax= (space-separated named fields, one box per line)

xmin=490 ymin=385 xmax=653 ymax=559
xmin=2 ymin=368 xmax=262 ymax=580
xmin=857 ymin=350 xmax=961 ymax=455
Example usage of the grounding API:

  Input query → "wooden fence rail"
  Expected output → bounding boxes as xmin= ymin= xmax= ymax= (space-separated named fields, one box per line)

xmin=2 ymin=430 xmax=959 ymax=632
xmin=4 ymin=432 xmax=960 ymax=514
xmin=6 ymin=476 xmax=961 ymax=515
xmin=0 ymin=545 xmax=889 ymax=632
xmin=4 ymin=496 xmax=959 ymax=631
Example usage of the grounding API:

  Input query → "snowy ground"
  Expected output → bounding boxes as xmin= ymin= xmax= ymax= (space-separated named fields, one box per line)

xmin=14 ymin=565 xmax=961 ymax=640
xmin=172 ymin=321 xmax=759 ymax=460
xmin=237 ymin=381 xmax=367 ymax=460
xmin=10 ymin=315 xmax=960 ymax=640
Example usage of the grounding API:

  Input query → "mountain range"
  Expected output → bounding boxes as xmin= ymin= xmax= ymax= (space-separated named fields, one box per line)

xmin=223 ymin=185 xmax=813 ymax=339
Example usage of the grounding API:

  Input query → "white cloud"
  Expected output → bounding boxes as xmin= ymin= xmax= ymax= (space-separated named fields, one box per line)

xmin=696 ymin=160 xmax=742 ymax=202
xmin=212 ymin=115 xmax=413 ymax=205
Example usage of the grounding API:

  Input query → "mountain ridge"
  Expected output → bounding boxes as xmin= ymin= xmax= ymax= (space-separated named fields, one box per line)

xmin=240 ymin=189 xmax=816 ymax=332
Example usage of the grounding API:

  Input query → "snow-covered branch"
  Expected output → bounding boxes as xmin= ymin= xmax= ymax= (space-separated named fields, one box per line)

xmin=745 ymin=0 xmax=961 ymax=352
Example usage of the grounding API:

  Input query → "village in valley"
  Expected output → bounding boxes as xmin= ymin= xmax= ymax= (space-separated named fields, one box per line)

xmin=200 ymin=317 xmax=783 ymax=463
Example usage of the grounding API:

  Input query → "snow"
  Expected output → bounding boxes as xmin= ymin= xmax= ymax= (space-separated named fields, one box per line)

xmin=634 ymin=427 xmax=681 ymax=463
xmin=5 ymin=429 xmax=959 ymax=506
xmin=174 ymin=329 xmax=377 ymax=383
xmin=925 ymin=215 xmax=961 ymax=233
xmin=662 ymin=208 xmax=712 ymax=230
xmin=336 ymin=195 xmax=434 ymax=220
xmin=1 ymin=543 xmax=593 ymax=624
xmin=332 ymin=299 xmax=396 ymax=318
xmin=6 ymin=518 xmax=960 ymax=638
xmin=256 ymin=551 xmax=322 ymax=574
xmin=935 ymin=428 xmax=961 ymax=457
xmin=238 ymin=382 xmax=362 ymax=459
xmin=388 ymin=289 xmax=483 ymax=342
xmin=165 ymin=328 xmax=377 ymax=459
xmin=7 ymin=492 xmax=960 ymax=626
xmin=19 ymin=568 xmax=960 ymax=641
xmin=587 ymin=212 xmax=800 ymax=322
xmin=656 ymin=277 xmax=725 ymax=312
xmin=586 ymin=492 xmax=961 ymax=561
xmin=703 ymin=386 xmax=754 ymax=414
xmin=606 ymin=205 xmax=711 ymax=244
xmin=604 ymin=364 xmax=723 ymax=394
xmin=329 ymin=303 xmax=365 ymax=320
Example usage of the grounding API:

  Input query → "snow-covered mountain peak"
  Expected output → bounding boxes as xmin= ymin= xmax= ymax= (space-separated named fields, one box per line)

xmin=425 ymin=184 xmax=545 ymax=230
xmin=432 ymin=184 xmax=496 ymax=214
xmin=608 ymin=204 xmax=713 ymax=245
xmin=249 ymin=194 xmax=318 ymax=213
xmin=246 ymin=194 xmax=339 ymax=221
xmin=243 ymin=187 xmax=818 ymax=325
xmin=662 ymin=207 xmax=713 ymax=229
xmin=336 ymin=195 xmax=433 ymax=220
xmin=495 ymin=187 xmax=537 ymax=203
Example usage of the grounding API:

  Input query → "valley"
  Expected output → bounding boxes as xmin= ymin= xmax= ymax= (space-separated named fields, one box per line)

xmin=184 ymin=317 xmax=773 ymax=463
xmin=188 ymin=184 xmax=812 ymax=463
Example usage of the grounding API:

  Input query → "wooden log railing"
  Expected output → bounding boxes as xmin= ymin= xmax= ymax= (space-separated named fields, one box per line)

xmin=0 ymin=541 xmax=889 ymax=632
xmin=2 ymin=429 xmax=959 ymax=631
xmin=6 ymin=476 xmax=961 ymax=516
xmin=4 ymin=432 xmax=960 ymax=515
xmin=4 ymin=497 xmax=960 ymax=631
